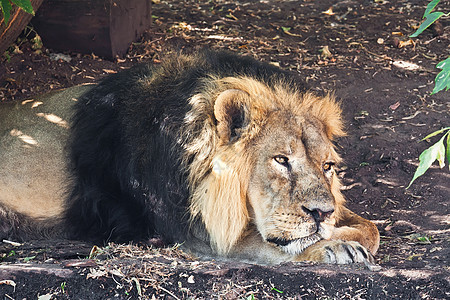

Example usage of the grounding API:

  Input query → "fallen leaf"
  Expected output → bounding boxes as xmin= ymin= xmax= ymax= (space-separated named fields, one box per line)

xmin=38 ymin=294 xmax=53 ymax=300
xmin=0 ymin=280 xmax=16 ymax=289
xmin=281 ymin=27 xmax=302 ymax=37
xmin=50 ymin=53 xmax=72 ymax=62
xmin=187 ymin=275 xmax=195 ymax=284
xmin=13 ymin=45 xmax=23 ymax=54
xmin=322 ymin=7 xmax=335 ymax=15
xmin=389 ymin=101 xmax=400 ymax=110
xmin=397 ymin=39 xmax=415 ymax=48
xmin=87 ymin=268 xmax=108 ymax=279
xmin=102 ymin=69 xmax=117 ymax=74
xmin=430 ymin=247 xmax=442 ymax=253
xmin=109 ymin=269 xmax=125 ymax=277
xmin=320 ymin=46 xmax=332 ymax=58
xmin=407 ymin=253 xmax=423 ymax=261
xmin=392 ymin=60 xmax=420 ymax=71
xmin=132 ymin=278 xmax=142 ymax=296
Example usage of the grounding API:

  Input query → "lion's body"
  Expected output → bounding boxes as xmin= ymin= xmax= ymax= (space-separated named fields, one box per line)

xmin=0 ymin=51 xmax=379 ymax=265
xmin=0 ymin=87 xmax=92 ymax=218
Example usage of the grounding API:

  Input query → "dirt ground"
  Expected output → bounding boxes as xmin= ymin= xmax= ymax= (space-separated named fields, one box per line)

xmin=0 ymin=0 xmax=449 ymax=299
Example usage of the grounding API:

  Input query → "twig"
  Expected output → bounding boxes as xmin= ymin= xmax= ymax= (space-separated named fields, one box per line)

xmin=2 ymin=239 xmax=22 ymax=246
xmin=159 ymin=286 xmax=180 ymax=300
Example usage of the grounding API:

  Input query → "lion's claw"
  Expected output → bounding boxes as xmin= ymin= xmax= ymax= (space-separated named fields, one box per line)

xmin=323 ymin=241 xmax=374 ymax=264
xmin=297 ymin=240 xmax=379 ymax=269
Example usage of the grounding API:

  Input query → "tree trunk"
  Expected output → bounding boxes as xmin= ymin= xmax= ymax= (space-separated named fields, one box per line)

xmin=0 ymin=0 xmax=44 ymax=56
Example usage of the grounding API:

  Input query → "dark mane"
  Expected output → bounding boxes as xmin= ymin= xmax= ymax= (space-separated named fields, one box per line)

xmin=66 ymin=50 xmax=306 ymax=244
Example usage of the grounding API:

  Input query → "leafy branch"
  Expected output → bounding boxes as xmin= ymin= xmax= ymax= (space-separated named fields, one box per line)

xmin=410 ymin=0 xmax=449 ymax=94
xmin=0 ymin=0 xmax=34 ymax=25
xmin=407 ymin=0 xmax=449 ymax=188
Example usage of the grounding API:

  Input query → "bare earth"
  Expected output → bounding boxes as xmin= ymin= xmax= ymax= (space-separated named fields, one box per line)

xmin=0 ymin=0 xmax=449 ymax=299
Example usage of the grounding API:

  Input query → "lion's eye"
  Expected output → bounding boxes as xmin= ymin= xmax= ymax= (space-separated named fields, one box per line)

xmin=274 ymin=155 xmax=289 ymax=166
xmin=323 ymin=162 xmax=335 ymax=172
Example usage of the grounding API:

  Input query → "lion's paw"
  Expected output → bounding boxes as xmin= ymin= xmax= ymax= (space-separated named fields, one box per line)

xmin=322 ymin=240 xmax=374 ymax=264
xmin=298 ymin=240 xmax=379 ymax=269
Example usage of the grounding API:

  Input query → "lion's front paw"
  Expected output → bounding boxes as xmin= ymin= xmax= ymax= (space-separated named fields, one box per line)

xmin=297 ymin=240 xmax=378 ymax=268
xmin=321 ymin=240 xmax=374 ymax=264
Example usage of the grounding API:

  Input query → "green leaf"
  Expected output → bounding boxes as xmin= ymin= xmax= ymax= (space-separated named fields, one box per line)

xmin=407 ymin=134 xmax=446 ymax=188
xmin=281 ymin=26 xmax=291 ymax=33
xmin=0 ymin=0 xmax=12 ymax=25
xmin=10 ymin=0 xmax=34 ymax=15
xmin=436 ymin=57 xmax=450 ymax=70
xmin=423 ymin=0 xmax=441 ymax=18
xmin=410 ymin=11 xmax=444 ymax=37
xmin=23 ymin=255 xmax=36 ymax=262
xmin=446 ymin=133 xmax=450 ymax=170
xmin=422 ymin=127 xmax=450 ymax=140
xmin=431 ymin=57 xmax=450 ymax=94
xmin=436 ymin=138 xmax=446 ymax=168
xmin=417 ymin=236 xmax=431 ymax=244
xmin=271 ymin=287 xmax=283 ymax=294
xmin=432 ymin=68 xmax=450 ymax=94
xmin=4 ymin=51 xmax=11 ymax=62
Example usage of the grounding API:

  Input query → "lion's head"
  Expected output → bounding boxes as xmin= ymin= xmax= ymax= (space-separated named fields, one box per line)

xmin=184 ymin=76 xmax=345 ymax=256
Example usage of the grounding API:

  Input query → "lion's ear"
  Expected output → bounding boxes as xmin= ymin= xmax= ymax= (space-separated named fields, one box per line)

xmin=214 ymin=89 xmax=250 ymax=143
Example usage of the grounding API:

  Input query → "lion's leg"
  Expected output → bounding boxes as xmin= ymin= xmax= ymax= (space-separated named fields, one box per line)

xmin=332 ymin=207 xmax=380 ymax=255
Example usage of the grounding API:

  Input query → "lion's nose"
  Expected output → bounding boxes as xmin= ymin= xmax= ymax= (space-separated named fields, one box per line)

xmin=302 ymin=206 xmax=334 ymax=223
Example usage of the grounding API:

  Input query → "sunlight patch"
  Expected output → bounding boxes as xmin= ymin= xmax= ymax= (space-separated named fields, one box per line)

xmin=21 ymin=99 xmax=43 ymax=108
xmin=10 ymin=129 xmax=38 ymax=146
xmin=36 ymin=113 xmax=69 ymax=128
xmin=392 ymin=60 xmax=420 ymax=71
xmin=206 ymin=35 xmax=242 ymax=41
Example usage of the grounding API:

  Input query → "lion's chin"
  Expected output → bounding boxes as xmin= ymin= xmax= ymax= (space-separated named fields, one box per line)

xmin=267 ymin=225 xmax=332 ymax=255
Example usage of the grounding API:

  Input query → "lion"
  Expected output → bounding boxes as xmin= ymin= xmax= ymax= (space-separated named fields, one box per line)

xmin=0 ymin=50 xmax=379 ymax=265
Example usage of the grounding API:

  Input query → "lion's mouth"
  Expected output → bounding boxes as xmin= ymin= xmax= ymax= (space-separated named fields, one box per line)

xmin=266 ymin=237 xmax=293 ymax=247
xmin=267 ymin=233 xmax=322 ymax=255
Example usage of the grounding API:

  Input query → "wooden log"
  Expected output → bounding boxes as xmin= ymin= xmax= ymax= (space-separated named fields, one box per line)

xmin=0 ymin=0 xmax=44 ymax=56
xmin=32 ymin=0 xmax=152 ymax=59
xmin=0 ymin=263 xmax=74 ymax=280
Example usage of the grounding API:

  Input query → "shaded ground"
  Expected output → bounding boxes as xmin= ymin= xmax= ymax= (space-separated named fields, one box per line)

xmin=0 ymin=0 xmax=449 ymax=298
